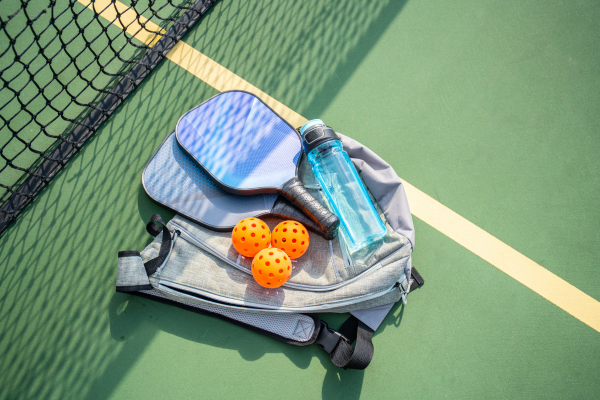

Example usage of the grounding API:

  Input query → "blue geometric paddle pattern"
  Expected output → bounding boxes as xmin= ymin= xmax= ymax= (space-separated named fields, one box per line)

xmin=176 ymin=91 xmax=301 ymax=191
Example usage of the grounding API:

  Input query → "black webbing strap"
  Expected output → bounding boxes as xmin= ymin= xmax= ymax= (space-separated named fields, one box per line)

xmin=315 ymin=267 xmax=426 ymax=369
xmin=410 ymin=267 xmax=424 ymax=292
xmin=315 ymin=316 xmax=375 ymax=370
xmin=143 ymin=214 xmax=172 ymax=276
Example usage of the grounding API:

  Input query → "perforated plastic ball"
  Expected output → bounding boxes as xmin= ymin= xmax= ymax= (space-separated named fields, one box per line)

xmin=270 ymin=221 xmax=310 ymax=259
xmin=231 ymin=218 xmax=271 ymax=257
xmin=251 ymin=248 xmax=292 ymax=288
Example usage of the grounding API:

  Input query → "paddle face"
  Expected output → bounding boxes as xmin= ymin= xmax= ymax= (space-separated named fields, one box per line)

xmin=175 ymin=91 xmax=340 ymax=238
xmin=144 ymin=132 xmax=274 ymax=229
xmin=176 ymin=91 xmax=301 ymax=193
xmin=143 ymin=131 xmax=325 ymax=235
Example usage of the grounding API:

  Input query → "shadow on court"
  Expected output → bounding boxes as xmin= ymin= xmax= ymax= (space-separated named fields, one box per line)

xmin=0 ymin=41 xmax=203 ymax=400
xmin=0 ymin=0 xmax=409 ymax=399
xmin=186 ymin=0 xmax=409 ymax=119
xmin=93 ymin=291 xmax=410 ymax=399
xmin=96 ymin=292 xmax=402 ymax=400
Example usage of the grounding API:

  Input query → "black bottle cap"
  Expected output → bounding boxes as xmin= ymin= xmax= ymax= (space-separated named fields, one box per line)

xmin=301 ymin=125 xmax=339 ymax=154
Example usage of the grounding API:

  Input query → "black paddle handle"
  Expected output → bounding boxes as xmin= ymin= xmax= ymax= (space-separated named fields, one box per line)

xmin=280 ymin=177 xmax=340 ymax=239
xmin=270 ymin=196 xmax=334 ymax=239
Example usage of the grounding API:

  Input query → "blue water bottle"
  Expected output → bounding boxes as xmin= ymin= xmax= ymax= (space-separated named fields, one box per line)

xmin=300 ymin=120 xmax=386 ymax=251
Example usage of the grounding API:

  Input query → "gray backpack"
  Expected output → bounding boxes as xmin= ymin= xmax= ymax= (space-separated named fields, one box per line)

xmin=116 ymin=133 xmax=423 ymax=370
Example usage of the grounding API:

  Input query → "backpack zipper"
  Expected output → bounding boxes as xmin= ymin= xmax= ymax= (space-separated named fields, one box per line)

xmin=155 ymin=278 xmax=406 ymax=313
xmin=169 ymin=220 xmax=409 ymax=292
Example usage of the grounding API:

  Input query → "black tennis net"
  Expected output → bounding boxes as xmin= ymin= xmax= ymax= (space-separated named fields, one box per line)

xmin=0 ymin=0 xmax=215 ymax=233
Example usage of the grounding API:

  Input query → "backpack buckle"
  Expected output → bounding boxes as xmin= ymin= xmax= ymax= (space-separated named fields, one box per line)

xmin=315 ymin=321 xmax=346 ymax=354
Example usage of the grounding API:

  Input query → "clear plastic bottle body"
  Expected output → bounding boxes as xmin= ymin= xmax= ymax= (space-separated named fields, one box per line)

xmin=307 ymin=140 xmax=386 ymax=250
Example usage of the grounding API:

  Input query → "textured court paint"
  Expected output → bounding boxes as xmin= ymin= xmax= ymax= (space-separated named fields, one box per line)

xmin=323 ymin=0 xmax=600 ymax=302
xmin=2 ymin=1 xmax=600 ymax=399
xmin=87 ymin=0 xmax=600 ymax=333
xmin=403 ymin=181 xmax=600 ymax=331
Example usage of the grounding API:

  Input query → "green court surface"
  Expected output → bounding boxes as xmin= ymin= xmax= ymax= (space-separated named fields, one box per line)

xmin=1 ymin=0 xmax=600 ymax=398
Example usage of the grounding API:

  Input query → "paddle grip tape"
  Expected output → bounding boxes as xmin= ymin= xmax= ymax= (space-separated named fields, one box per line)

xmin=280 ymin=177 xmax=340 ymax=239
xmin=270 ymin=196 xmax=329 ymax=239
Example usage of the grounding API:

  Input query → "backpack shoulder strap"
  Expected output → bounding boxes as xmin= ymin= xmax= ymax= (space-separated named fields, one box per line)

xmin=315 ymin=316 xmax=375 ymax=370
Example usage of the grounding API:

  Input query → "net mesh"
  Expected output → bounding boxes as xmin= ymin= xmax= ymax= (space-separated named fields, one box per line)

xmin=0 ymin=0 xmax=214 ymax=232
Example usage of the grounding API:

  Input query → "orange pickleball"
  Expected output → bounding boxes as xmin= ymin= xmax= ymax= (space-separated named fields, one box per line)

xmin=270 ymin=221 xmax=310 ymax=259
xmin=251 ymin=248 xmax=292 ymax=288
xmin=231 ymin=218 xmax=271 ymax=257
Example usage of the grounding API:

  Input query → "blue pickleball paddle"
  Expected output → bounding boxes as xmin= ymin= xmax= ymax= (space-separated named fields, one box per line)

xmin=143 ymin=131 xmax=323 ymax=236
xmin=175 ymin=91 xmax=339 ymax=238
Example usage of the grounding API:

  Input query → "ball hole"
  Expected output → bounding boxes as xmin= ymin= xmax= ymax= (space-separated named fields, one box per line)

xmin=265 ymin=261 xmax=270 ymax=266
xmin=250 ymin=233 xmax=255 ymax=237
xmin=283 ymin=222 xmax=287 ymax=225
xmin=244 ymin=249 xmax=248 ymax=252
xmin=262 ymin=235 xmax=266 ymax=240
xmin=259 ymin=270 xmax=262 ymax=274
xmin=279 ymin=269 xmax=283 ymax=274
xmin=292 ymin=238 xmax=296 ymax=243
xmin=242 ymin=227 xmax=246 ymax=231
xmin=302 ymin=230 xmax=305 ymax=234
xmin=234 ymin=228 xmax=237 ymax=232
xmin=287 ymin=266 xmax=290 ymax=271
xmin=293 ymin=229 xmax=297 ymax=233
xmin=252 ymin=223 xmax=256 ymax=227
xmin=283 ymin=228 xmax=287 ymax=232
xmin=259 ymin=255 xmax=263 ymax=260
xmin=267 ymin=282 xmax=271 ymax=285
xmin=292 ymin=249 xmax=297 ymax=252
xmin=282 ymin=238 xmax=286 ymax=242
xmin=301 ymin=241 xmax=304 ymax=245
xmin=269 ymin=273 xmax=274 ymax=277
xmin=294 ymin=222 xmax=298 ymax=225
xmin=284 ymin=256 xmax=287 ymax=260
xmin=269 ymin=252 xmax=273 ymax=256
xmin=254 ymin=243 xmax=259 ymax=247
xmin=274 ymin=239 xmax=278 ymax=244
xmin=275 ymin=228 xmax=278 ymax=232
xmin=241 ymin=237 xmax=245 ymax=241
xmin=262 ymin=225 xmax=266 ymax=229
xmin=276 ymin=259 xmax=280 ymax=263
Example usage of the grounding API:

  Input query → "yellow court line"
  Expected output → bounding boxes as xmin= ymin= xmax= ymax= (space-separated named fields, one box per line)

xmin=403 ymin=182 xmax=600 ymax=332
xmin=166 ymin=42 xmax=306 ymax=127
xmin=83 ymin=0 xmax=600 ymax=333
xmin=78 ymin=0 xmax=305 ymax=127
xmin=80 ymin=0 xmax=164 ymax=46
